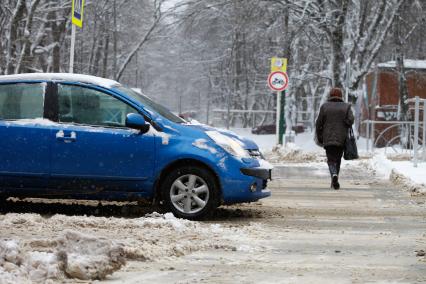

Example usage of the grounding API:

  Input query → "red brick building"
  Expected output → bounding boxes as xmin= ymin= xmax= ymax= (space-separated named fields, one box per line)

xmin=361 ymin=60 xmax=426 ymax=146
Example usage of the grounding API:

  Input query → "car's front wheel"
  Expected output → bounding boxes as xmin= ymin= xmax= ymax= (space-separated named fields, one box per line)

xmin=161 ymin=166 xmax=219 ymax=220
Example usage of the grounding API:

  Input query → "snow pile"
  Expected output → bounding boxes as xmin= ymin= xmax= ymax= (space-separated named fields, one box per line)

xmin=0 ymin=230 xmax=125 ymax=283
xmin=0 ymin=238 xmax=66 ymax=284
xmin=389 ymin=171 xmax=426 ymax=194
xmin=367 ymin=153 xmax=426 ymax=194
xmin=0 ymin=212 xmax=264 ymax=283
xmin=368 ymin=153 xmax=394 ymax=178
xmin=56 ymin=230 xmax=126 ymax=280
xmin=386 ymin=153 xmax=412 ymax=161
xmin=264 ymin=143 xmax=325 ymax=163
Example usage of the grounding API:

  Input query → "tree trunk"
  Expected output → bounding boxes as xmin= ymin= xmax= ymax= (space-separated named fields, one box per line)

xmin=329 ymin=0 xmax=349 ymax=89
xmin=102 ymin=33 xmax=110 ymax=78
xmin=394 ymin=13 xmax=409 ymax=122
xmin=50 ymin=5 xmax=69 ymax=73
xmin=6 ymin=0 xmax=26 ymax=75
xmin=15 ymin=0 xmax=41 ymax=74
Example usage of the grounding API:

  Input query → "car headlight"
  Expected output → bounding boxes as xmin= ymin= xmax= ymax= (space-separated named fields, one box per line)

xmin=205 ymin=131 xmax=249 ymax=158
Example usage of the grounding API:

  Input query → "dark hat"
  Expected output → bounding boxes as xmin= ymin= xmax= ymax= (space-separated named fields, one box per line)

xmin=329 ymin=88 xmax=343 ymax=100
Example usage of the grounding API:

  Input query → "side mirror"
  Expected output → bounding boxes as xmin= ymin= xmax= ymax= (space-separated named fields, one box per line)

xmin=126 ymin=113 xmax=150 ymax=134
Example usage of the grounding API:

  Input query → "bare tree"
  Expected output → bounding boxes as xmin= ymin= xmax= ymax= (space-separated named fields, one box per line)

xmin=116 ymin=0 xmax=164 ymax=80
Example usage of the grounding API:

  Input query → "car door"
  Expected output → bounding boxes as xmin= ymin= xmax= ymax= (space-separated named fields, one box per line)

xmin=0 ymin=82 xmax=52 ymax=191
xmin=49 ymin=83 xmax=155 ymax=193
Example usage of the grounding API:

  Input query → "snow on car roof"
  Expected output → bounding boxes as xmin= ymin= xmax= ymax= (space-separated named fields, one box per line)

xmin=378 ymin=59 xmax=426 ymax=70
xmin=0 ymin=73 xmax=121 ymax=88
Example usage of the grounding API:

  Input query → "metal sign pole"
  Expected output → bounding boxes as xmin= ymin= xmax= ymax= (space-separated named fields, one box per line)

xmin=366 ymin=120 xmax=370 ymax=152
xmin=372 ymin=122 xmax=375 ymax=152
xmin=70 ymin=0 xmax=85 ymax=73
xmin=279 ymin=91 xmax=285 ymax=144
xmin=270 ymin=57 xmax=288 ymax=145
xmin=69 ymin=24 xmax=76 ymax=73
xmin=423 ymin=100 xmax=426 ymax=161
xmin=276 ymin=91 xmax=281 ymax=145
xmin=413 ymin=96 xmax=419 ymax=167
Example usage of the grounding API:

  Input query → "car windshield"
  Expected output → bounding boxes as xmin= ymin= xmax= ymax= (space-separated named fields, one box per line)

xmin=116 ymin=86 xmax=185 ymax=124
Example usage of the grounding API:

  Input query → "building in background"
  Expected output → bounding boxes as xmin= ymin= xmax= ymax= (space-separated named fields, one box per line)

xmin=362 ymin=60 xmax=426 ymax=146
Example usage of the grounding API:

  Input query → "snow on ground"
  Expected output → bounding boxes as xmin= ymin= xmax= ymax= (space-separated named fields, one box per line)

xmin=264 ymin=142 xmax=324 ymax=164
xmin=229 ymin=128 xmax=276 ymax=152
xmin=232 ymin=128 xmax=426 ymax=194
xmin=0 ymin=230 xmax=125 ymax=283
xmin=366 ymin=151 xmax=426 ymax=194
xmin=231 ymin=128 xmax=325 ymax=153
xmin=1 ymin=128 xmax=424 ymax=282
xmin=231 ymin=128 xmax=324 ymax=163
xmin=0 ymin=212 xmax=265 ymax=283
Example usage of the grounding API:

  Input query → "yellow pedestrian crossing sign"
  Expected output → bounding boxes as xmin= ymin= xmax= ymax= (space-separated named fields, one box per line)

xmin=72 ymin=0 xmax=85 ymax=28
xmin=271 ymin=57 xmax=288 ymax=73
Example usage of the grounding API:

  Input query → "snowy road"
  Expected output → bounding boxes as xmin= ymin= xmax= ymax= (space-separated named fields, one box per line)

xmin=1 ymin=161 xmax=425 ymax=283
xmin=107 ymin=162 xmax=426 ymax=283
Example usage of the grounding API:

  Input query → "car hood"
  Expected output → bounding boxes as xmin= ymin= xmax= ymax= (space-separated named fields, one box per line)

xmin=185 ymin=123 xmax=259 ymax=150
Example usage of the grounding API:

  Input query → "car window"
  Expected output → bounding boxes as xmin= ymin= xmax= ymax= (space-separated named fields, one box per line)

xmin=58 ymin=84 xmax=138 ymax=128
xmin=115 ymin=86 xmax=186 ymax=124
xmin=0 ymin=83 xmax=44 ymax=120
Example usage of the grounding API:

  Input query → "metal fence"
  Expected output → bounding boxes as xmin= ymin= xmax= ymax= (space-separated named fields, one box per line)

xmin=408 ymin=96 xmax=426 ymax=167
xmin=362 ymin=96 xmax=426 ymax=167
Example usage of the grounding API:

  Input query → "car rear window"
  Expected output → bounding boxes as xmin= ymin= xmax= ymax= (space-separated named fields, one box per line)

xmin=0 ymin=83 xmax=45 ymax=120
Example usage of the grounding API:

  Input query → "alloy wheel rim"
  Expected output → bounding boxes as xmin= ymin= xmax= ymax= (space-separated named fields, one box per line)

xmin=170 ymin=174 xmax=209 ymax=214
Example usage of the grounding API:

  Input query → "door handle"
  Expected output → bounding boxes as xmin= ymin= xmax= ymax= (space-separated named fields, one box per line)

xmin=56 ymin=130 xmax=77 ymax=143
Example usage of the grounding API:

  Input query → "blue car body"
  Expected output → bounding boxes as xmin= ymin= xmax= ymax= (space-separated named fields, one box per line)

xmin=0 ymin=74 xmax=271 ymax=213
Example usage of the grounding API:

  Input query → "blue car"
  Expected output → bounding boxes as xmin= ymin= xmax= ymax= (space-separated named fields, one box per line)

xmin=0 ymin=73 xmax=272 ymax=219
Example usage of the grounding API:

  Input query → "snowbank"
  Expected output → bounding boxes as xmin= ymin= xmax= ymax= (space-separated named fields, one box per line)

xmin=56 ymin=230 xmax=126 ymax=280
xmin=0 ymin=230 xmax=125 ymax=283
xmin=368 ymin=153 xmax=426 ymax=194
xmin=0 ymin=212 xmax=263 ymax=283
xmin=264 ymin=143 xmax=325 ymax=163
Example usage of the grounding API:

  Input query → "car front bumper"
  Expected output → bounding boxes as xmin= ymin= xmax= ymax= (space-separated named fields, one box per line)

xmin=220 ymin=158 xmax=273 ymax=205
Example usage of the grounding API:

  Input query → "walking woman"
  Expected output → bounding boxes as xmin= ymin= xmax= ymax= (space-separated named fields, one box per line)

xmin=315 ymin=88 xmax=354 ymax=190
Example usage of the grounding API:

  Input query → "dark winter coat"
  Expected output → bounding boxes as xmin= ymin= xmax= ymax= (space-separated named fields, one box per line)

xmin=315 ymin=97 xmax=354 ymax=148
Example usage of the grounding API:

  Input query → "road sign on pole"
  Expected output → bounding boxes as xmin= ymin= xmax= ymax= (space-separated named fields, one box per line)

xmin=271 ymin=57 xmax=288 ymax=73
xmin=269 ymin=58 xmax=289 ymax=145
xmin=268 ymin=71 xmax=289 ymax=92
xmin=72 ymin=0 xmax=85 ymax=28
xmin=70 ymin=0 xmax=85 ymax=73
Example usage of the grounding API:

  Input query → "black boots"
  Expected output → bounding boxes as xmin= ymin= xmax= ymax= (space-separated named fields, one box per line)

xmin=332 ymin=175 xmax=340 ymax=190
xmin=328 ymin=162 xmax=340 ymax=190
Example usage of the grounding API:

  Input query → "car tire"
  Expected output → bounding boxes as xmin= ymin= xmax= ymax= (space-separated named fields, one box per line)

xmin=161 ymin=166 xmax=219 ymax=220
